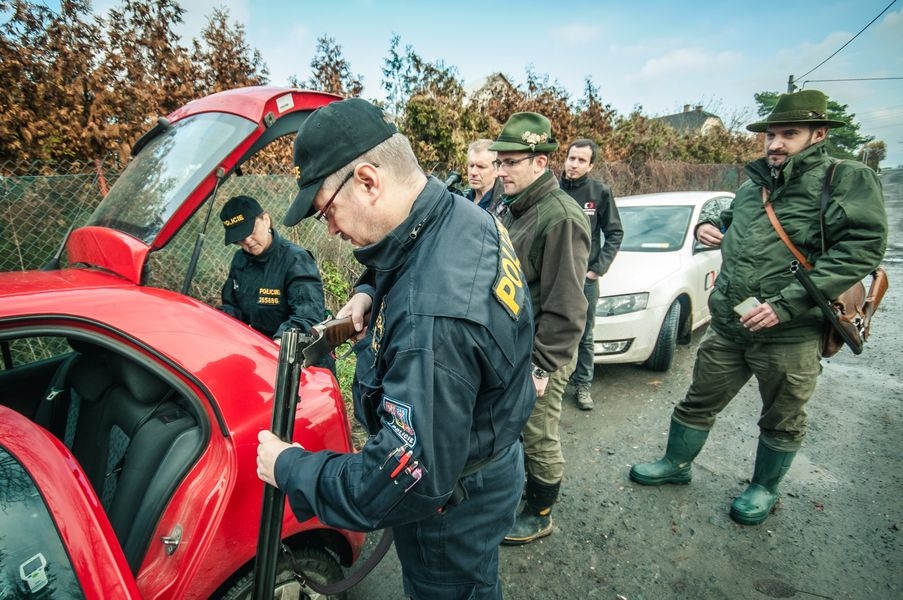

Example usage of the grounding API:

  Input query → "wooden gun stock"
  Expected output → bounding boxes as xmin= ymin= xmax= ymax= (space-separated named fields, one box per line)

xmin=319 ymin=316 xmax=358 ymax=350
xmin=302 ymin=316 xmax=361 ymax=367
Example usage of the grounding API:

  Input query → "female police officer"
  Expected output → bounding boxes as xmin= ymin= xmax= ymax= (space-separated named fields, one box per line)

xmin=219 ymin=195 xmax=328 ymax=343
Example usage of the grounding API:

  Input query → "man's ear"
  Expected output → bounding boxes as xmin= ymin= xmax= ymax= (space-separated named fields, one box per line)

xmin=812 ymin=126 xmax=829 ymax=143
xmin=533 ymin=154 xmax=550 ymax=170
xmin=353 ymin=163 xmax=381 ymax=203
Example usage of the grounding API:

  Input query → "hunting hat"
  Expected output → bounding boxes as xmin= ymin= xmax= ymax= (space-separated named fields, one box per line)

xmin=284 ymin=98 xmax=398 ymax=226
xmin=489 ymin=112 xmax=559 ymax=153
xmin=746 ymin=89 xmax=846 ymax=133
xmin=220 ymin=195 xmax=263 ymax=245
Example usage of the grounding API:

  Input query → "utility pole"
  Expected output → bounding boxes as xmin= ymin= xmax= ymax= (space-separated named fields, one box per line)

xmin=787 ymin=75 xmax=796 ymax=92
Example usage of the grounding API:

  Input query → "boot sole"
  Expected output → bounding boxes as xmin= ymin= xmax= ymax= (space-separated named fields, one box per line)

xmin=729 ymin=499 xmax=779 ymax=526
xmin=501 ymin=522 xmax=554 ymax=546
xmin=628 ymin=469 xmax=691 ymax=486
xmin=729 ymin=507 xmax=773 ymax=525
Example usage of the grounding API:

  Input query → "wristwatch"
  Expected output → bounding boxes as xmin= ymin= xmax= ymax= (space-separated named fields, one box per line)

xmin=531 ymin=363 xmax=549 ymax=379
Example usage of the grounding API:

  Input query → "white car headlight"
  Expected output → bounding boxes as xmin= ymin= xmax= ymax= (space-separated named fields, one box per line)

xmin=596 ymin=292 xmax=649 ymax=317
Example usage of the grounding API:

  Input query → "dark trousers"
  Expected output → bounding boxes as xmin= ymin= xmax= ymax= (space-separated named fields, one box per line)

xmin=674 ymin=328 xmax=822 ymax=451
xmin=569 ymin=277 xmax=599 ymax=386
xmin=395 ymin=441 xmax=523 ymax=599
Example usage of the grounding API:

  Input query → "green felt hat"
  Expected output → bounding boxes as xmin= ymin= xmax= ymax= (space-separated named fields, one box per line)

xmin=747 ymin=89 xmax=846 ymax=133
xmin=490 ymin=112 xmax=559 ymax=153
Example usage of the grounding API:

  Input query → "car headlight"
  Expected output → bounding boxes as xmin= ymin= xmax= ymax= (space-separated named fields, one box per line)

xmin=596 ymin=292 xmax=649 ymax=317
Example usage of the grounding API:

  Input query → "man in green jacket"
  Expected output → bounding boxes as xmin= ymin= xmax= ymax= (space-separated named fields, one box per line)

xmin=629 ymin=89 xmax=887 ymax=525
xmin=491 ymin=112 xmax=591 ymax=544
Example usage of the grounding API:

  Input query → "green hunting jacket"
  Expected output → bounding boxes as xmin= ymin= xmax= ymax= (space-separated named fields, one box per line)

xmin=700 ymin=142 xmax=887 ymax=344
xmin=500 ymin=170 xmax=591 ymax=371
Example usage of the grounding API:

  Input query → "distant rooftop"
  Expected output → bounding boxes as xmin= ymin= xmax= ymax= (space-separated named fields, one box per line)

xmin=654 ymin=104 xmax=724 ymax=135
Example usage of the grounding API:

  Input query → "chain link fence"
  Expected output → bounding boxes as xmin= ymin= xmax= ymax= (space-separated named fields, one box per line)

xmin=2 ymin=157 xmax=745 ymax=313
xmin=1 ymin=158 xmax=358 ymax=313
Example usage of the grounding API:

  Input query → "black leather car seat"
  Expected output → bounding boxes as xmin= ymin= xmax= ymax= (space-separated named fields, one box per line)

xmin=60 ymin=349 xmax=201 ymax=572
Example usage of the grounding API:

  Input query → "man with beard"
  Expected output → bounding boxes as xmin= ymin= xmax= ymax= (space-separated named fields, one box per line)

xmin=628 ymin=89 xmax=887 ymax=525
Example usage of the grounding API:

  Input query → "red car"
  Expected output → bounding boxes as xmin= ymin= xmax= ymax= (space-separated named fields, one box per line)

xmin=0 ymin=87 xmax=365 ymax=599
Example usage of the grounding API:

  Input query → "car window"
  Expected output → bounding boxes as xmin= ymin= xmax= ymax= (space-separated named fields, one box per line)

xmin=700 ymin=196 xmax=734 ymax=224
xmin=0 ymin=444 xmax=87 ymax=599
xmin=618 ymin=205 xmax=693 ymax=252
xmin=1 ymin=336 xmax=70 ymax=369
xmin=88 ymin=112 xmax=258 ymax=245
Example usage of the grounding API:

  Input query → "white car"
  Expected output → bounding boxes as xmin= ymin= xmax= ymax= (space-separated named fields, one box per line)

xmin=593 ymin=191 xmax=735 ymax=371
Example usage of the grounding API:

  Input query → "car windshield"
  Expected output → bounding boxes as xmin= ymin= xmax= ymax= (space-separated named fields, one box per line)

xmin=87 ymin=112 xmax=257 ymax=244
xmin=618 ymin=205 xmax=693 ymax=252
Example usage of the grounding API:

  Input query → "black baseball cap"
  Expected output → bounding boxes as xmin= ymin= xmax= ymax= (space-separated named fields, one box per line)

xmin=220 ymin=195 xmax=263 ymax=245
xmin=284 ymin=98 xmax=398 ymax=226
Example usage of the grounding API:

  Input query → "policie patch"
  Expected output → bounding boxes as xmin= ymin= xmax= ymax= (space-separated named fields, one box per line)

xmin=492 ymin=220 xmax=525 ymax=319
xmin=382 ymin=396 xmax=416 ymax=448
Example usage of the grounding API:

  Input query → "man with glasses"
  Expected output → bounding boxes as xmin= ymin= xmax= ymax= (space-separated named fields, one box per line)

xmin=256 ymin=98 xmax=536 ymax=599
xmin=490 ymin=113 xmax=591 ymax=545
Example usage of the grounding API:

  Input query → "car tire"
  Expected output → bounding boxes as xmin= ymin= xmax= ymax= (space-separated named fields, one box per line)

xmin=644 ymin=300 xmax=680 ymax=372
xmin=220 ymin=546 xmax=347 ymax=600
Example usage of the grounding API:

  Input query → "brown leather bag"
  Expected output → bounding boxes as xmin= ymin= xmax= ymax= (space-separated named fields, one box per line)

xmin=819 ymin=269 xmax=887 ymax=357
xmin=762 ymin=162 xmax=889 ymax=357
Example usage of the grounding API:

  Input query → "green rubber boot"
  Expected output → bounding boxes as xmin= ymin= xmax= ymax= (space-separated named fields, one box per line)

xmin=502 ymin=476 xmax=559 ymax=546
xmin=629 ymin=418 xmax=709 ymax=485
xmin=730 ymin=441 xmax=796 ymax=525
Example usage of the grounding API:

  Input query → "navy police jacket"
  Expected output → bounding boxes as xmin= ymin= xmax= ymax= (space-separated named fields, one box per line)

xmin=275 ymin=177 xmax=536 ymax=531
xmin=220 ymin=229 xmax=327 ymax=340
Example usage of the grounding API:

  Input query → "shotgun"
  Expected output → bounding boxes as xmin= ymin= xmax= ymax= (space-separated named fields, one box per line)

xmin=252 ymin=317 xmax=358 ymax=599
xmin=789 ymin=261 xmax=864 ymax=355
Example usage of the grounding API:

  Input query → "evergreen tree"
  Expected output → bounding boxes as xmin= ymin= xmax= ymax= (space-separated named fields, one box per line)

xmin=0 ymin=0 xmax=102 ymax=164
xmin=304 ymin=35 xmax=362 ymax=98
xmin=192 ymin=6 xmax=269 ymax=96
xmin=97 ymin=0 xmax=197 ymax=159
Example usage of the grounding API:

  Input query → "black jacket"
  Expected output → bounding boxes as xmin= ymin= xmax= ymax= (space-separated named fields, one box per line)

xmin=220 ymin=229 xmax=327 ymax=339
xmin=560 ymin=174 xmax=624 ymax=276
xmin=274 ymin=177 xmax=536 ymax=530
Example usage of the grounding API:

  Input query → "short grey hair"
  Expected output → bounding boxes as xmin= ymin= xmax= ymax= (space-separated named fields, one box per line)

xmin=467 ymin=138 xmax=496 ymax=156
xmin=325 ymin=133 xmax=422 ymax=187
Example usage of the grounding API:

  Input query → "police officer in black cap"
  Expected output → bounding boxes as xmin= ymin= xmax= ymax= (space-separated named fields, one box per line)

xmin=256 ymin=98 xmax=536 ymax=599
xmin=219 ymin=195 xmax=329 ymax=345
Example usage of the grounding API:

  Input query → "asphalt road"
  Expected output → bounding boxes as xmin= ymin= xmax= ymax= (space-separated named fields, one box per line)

xmin=346 ymin=168 xmax=903 ymax=600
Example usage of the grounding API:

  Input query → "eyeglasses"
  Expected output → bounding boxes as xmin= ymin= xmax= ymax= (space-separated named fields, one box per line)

xmin=492 ymin=155 xmax=534 ymax=169
xmin=314 ymin=171 xmax=354 ymax=222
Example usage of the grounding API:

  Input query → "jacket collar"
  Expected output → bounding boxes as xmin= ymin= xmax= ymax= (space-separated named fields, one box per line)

xmin=560 ymin=173 xmax=589 ymax=190
xmin=354 ymin=176 xmax=446 ymax=272
xmin=746 ymin=141 xmax=830 ymax=187
xmin=505 ymin=170 xmax=559 ymax=217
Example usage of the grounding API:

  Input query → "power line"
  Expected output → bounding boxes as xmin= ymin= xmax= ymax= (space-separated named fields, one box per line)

xmin=796 ymin=0 xmax=898 ymax=82
xmin=801 ymin=77 xmax=903 ymax=86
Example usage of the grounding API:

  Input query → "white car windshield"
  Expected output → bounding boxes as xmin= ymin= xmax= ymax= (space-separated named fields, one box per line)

xmin=619 ymin=205 xmax=693 ymax=252
xmin=87 ymin=112 xmax=257 ymax=245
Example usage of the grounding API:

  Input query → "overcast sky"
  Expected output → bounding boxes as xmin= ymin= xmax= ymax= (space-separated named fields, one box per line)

xmin=75 ymin=0 xmax=903 ymax=166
